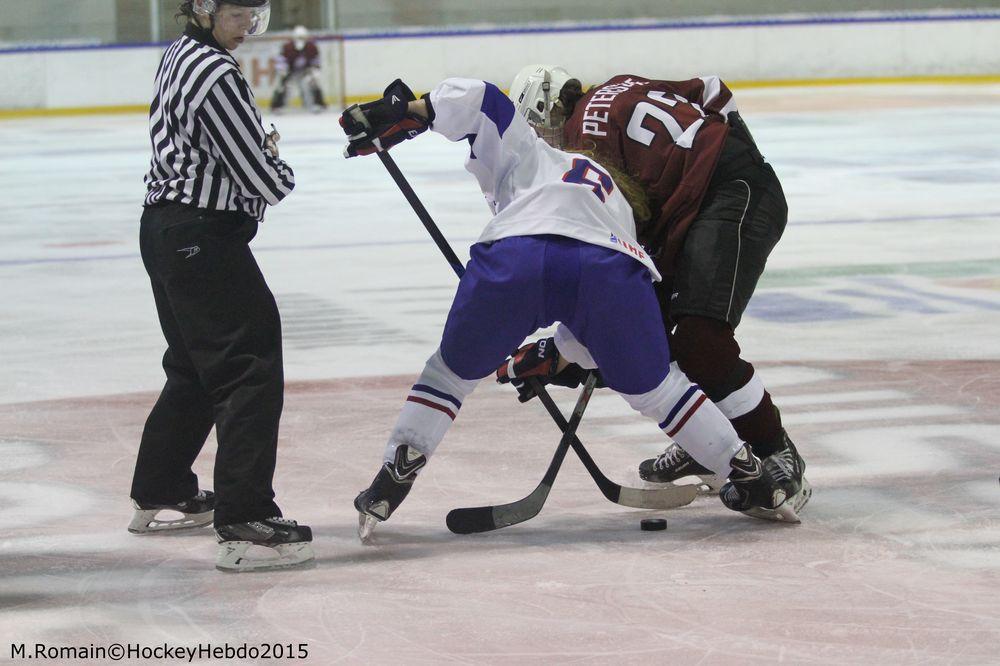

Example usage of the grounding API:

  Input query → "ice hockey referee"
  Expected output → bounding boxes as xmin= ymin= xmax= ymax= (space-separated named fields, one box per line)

xmin=128 ymin=0 xmax=313 ymax=572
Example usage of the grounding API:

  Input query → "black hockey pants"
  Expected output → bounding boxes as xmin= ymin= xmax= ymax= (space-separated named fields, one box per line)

xmin=131 ymin=201 xmax=283 ymax=526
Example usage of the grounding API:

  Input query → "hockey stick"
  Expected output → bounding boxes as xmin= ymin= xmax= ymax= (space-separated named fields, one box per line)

xmin=350 ymin=113 xmax=694 ymax=515
xmin=446 ymin=374 xmax=697 ymax=533
xmin=374 ymin=151 xmax=466 ymax=278
xmin=528 ymin=380 xmax=698 ymax=511
xmin=343 ymin=105 xmax=465 ymax=277
xmin=446 ymin=373 xmax=599 ymax=534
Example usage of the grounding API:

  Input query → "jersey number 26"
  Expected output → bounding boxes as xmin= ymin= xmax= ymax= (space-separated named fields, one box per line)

xmin=626 ymin=91 xmax=705 ymax=149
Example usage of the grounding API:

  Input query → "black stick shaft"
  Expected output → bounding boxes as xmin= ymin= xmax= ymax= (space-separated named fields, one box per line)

xmin=528 ymin=377 xmax=619 ymax=501
xmin=447 ymin=374 xmax=598 ymax=534
xmin=528 ymin=379 xmax=697 ymax=510
xmin=376 ymin=151 xmax=466 ymax=279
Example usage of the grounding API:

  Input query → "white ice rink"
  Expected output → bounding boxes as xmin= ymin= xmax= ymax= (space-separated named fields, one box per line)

xmin=1 ymin=83 xmax=999 ymax=663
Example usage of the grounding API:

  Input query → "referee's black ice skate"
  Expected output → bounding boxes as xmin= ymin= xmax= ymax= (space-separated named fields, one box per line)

xmin=719 ymin=440 xmax=810 ymax=523
xmin=215 ymin=517 xmax=314 ymax=572
xmin=638 ymin=444 xmax=724 ymax=494
xmin=354 ymin=444 xmax=426 ymax=544
xmin=128 ymin=489 xmax=215 ymax=534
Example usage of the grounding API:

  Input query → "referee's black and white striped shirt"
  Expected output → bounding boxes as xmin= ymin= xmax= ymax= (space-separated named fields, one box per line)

xmin=144 ymin=23 xmax=294 ymax=222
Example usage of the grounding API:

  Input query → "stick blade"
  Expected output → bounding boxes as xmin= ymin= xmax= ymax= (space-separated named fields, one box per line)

xmin=446 ymin=506 xmax=497 ymax=534
xmin=615 ymin=484 xmax=699 ymax=510
xmin=447 ymin=483 xmax=552 ymax=534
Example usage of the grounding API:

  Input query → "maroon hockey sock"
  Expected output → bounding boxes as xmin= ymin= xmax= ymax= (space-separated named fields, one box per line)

xmin=672 ymin=315 xmax=783 ymax=457
xmin=731 ymin=393 xmax=784 ymax=458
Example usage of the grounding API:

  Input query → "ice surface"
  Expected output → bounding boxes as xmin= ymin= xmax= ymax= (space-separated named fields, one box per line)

xmin=0 ymin=84 xmax=998 ymax=663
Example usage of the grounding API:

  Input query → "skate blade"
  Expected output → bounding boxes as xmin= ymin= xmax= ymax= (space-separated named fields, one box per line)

xmin=128 ymin=509 xmax=213 ymax=534
xmin=743 ymin=478 xmax=812 ymax=524
xmin=215 ymin=541 xmax=315 ymax=573
xmin=358 ymin=513 xmax=379 ymax=545
xmin=694 ymin=474 xmax=725 ymax=495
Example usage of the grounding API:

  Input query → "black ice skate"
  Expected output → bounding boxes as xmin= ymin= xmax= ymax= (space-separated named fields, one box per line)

xmin=639 ymin=443 xmax=724 ymax=494
xmin=215 ymin=517 xmax=314 ymax=572
xmin=354 ymin=444 xmax=426 ymax=544
xmin=719 ymin=441 xmax=810 ymax=523
xmin=757 ymin=433 xmax=812 ymax=520
xmin=128 ymin=489 xmax=214 ymax=534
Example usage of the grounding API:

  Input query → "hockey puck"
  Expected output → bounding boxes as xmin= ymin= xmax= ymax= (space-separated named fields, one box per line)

xmin=640 ymin=518 xmax=667 ymax=531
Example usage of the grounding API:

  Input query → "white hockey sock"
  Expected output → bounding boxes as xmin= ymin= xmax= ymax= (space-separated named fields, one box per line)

xmin=715 ymin=370 xmax=766 ymax=419
xmin=553 ymin=324 xmax=598 ymax=369
xmin=620 ymin=363 xmax=745 ymax=477
xmin=384 ymin=349 xmax=480 ymax=464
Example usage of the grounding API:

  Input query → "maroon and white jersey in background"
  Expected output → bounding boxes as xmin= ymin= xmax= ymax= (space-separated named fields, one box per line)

xmin=278 ymin=40 xmax=321 ymax=74
xmin=563 ymin=75 xmax=738 ymax=276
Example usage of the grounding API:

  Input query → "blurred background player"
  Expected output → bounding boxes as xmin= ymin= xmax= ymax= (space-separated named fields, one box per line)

xmin=130 ymin=0 xmax=313 ymax=572
xmin=341 ymin=77 xmax=808 ymax=542
xmin=270 ymin=25 xmax=327 ymax=113
xmin=508 ymin=65 xmax=808 ymax=499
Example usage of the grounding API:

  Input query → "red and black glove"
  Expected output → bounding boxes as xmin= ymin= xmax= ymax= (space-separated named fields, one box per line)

xmin=496 ymin=338 xmax=603 ymax=403
xmin=339 ymin=79 xmax=432 ymax=157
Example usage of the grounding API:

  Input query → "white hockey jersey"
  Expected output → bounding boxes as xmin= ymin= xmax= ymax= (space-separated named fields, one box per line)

xmin=427 ymin=78 xmax=662 ymax=282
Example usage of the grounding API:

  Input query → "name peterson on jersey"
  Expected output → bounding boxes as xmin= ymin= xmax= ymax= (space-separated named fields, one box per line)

xmin=564 ymin=74 xmax=738 ymax=277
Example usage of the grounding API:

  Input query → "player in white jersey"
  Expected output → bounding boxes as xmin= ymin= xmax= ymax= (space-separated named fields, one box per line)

xmin=340 ymin=78 xmax=806 ymax=541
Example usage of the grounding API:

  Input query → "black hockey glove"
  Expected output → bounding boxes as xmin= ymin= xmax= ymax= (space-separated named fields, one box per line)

xmin=496 ymin=337 xmax=604 ymax=403
xmin=340 ymin=79 xmax=432 ymax=157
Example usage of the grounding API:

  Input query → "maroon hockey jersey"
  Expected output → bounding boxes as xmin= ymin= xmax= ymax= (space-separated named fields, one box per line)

xmin=563 ymin=75 xmax=738 ymax=276
xmin=279 ymin=40 xmax=320 ymax=73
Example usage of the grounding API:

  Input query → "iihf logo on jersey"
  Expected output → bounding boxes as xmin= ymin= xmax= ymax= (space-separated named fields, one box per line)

xmin=609 ymin=234 xmax=646 ymax=260
xmin=177 ymin=246 xmax=201 ymax=259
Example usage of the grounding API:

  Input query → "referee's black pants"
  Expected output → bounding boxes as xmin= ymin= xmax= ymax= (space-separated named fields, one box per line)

xmin=131 ymin=201 xmax=283 ymax=526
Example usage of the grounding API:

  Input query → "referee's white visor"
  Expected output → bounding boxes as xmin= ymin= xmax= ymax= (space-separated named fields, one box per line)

xmin=196 ymin=0 xmax=272 ymax=36
xmin=244 ymin=1 xmax=271 ymax=36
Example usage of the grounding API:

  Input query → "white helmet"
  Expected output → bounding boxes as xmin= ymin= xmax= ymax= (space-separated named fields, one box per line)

xmin=293 ymin=25 xmax=308 ymax=49
xmin=509 ymin=64 xmax=573 ymax=129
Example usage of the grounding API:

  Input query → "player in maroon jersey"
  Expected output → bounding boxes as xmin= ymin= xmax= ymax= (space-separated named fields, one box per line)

xmin=270 ymin=26 xmax=327 ymax=113
xmin=507 ymin=65 xmax=807 ymax=506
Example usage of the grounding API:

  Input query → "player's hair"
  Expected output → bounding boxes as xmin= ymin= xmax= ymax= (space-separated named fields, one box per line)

xmin=574 ymin=144 xmax=651 ymax=225
xmin=605 ymin=162 xmax=652 ymax=225
xmin=558 ymin=79 xmax=586 ymax=119
xmin=545 ymin=80 xmax=653 ymax=222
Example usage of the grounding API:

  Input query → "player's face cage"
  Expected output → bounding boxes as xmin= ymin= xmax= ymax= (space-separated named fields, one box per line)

xmin=532 ymin=124 xmax=565 ymax=149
